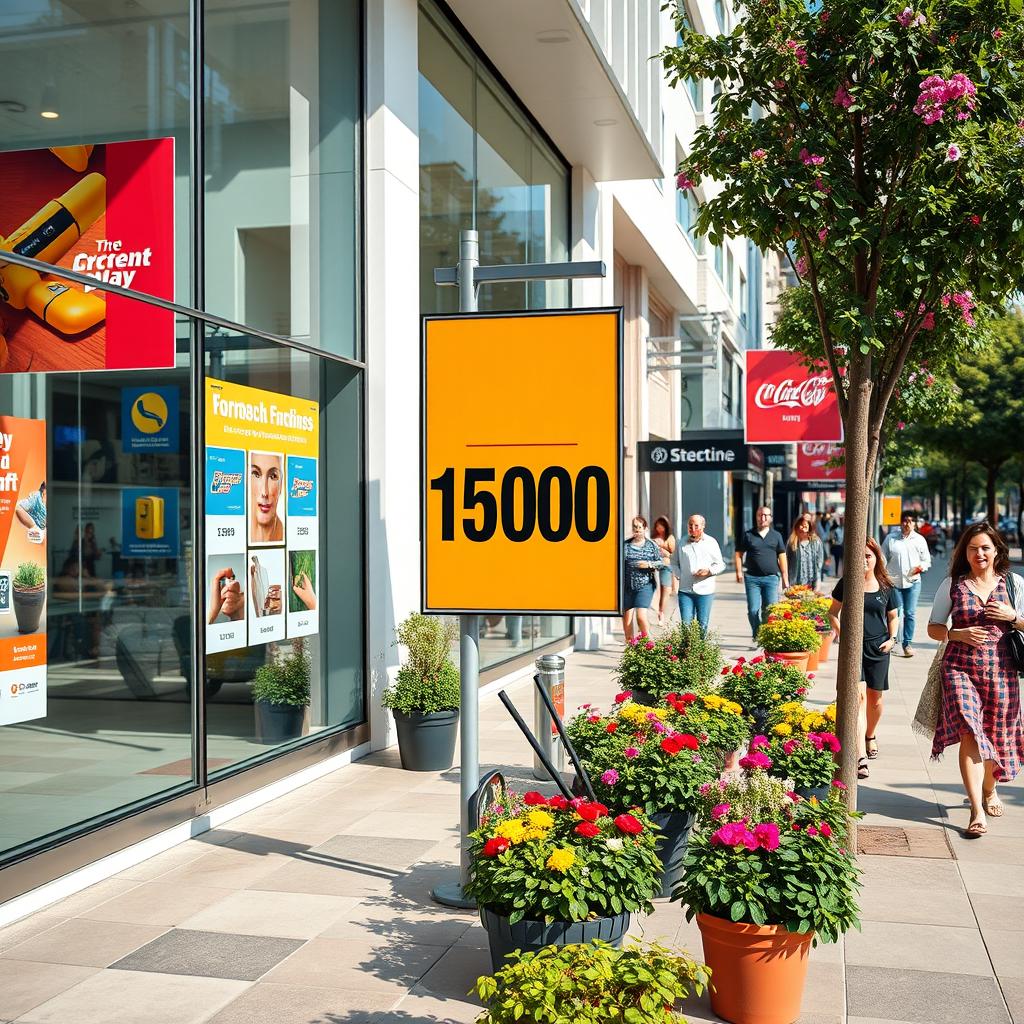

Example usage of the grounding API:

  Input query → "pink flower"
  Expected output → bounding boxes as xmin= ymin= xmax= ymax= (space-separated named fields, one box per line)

xmin=699 ymin=782 xmax=713 ymax=796
xmin=784 ymin=40 xmax=808 ymax=67
xmin=676 ymin=172 xmax=695 ymax=190
xmin=817 ymin=731 xmax=841 ymax=753
xmin=739 ymin=751 xmax=773 ymax=771
xmin=623 ymin=747 xmax=640 ymax=759
xmin=614 ymin=691 xmax=632 ymax=704
xmin=601 ymin=769 xmax=619 ymax=785
xmin=645 ymin=641 xmax=655 ymax=650
xmin=895 ymin=310 xmax=906 ymax=320
xmin=783 ymin=739 xmax=798 ymax=755
xmin=711 ymin=802 xmax=731 ymax=820
xmin=752 ymin=148 xmax=767 ymax=161
xmin=800 ymin=148 xmax=825 ymax=167
xmin=753 ymin=822 xmax=781 ymax=851
xmin=652 ymin=721 xmax=667 ymax=733
xmin=897 ymin=421 xmax=906 ymax=431
xmin=818 ymin=228 xmax=828 ymax=243
xmin=820 ymin=822 xmax=833 ymax=838
xmin=833 ymin=84 xmax=853 ymax=109
xmin=947 ymin=144 xmax=961 ymax=162
xmin=814 ymin=177 xmax=830 ymax=193
xmin=896 ymin=7 xmax=925 ymax=27
xmin=751 ymin=735 xmax=770 ymax=750
xmin=587 ymin=716 xmax=600 ymax=723
xmin=795 ymin=256 xmax=809 ymax=277
xmin=711 ymin=822 xmax=756 ymax=848
xmin=806 ymin=825 xmax=819 ymax=837
xmin=832 ymin=779 xmax=847 ymax=790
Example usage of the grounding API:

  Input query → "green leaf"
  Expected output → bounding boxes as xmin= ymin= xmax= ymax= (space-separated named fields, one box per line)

xmin=730 ymin=900 xmax=747 ymax=921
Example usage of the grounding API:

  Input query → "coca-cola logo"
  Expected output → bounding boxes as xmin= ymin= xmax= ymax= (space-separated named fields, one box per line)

xmin=754 ymin=376 xmax=830 ymax=410
xmin=800 ymin=442 xmax=831 ymax=457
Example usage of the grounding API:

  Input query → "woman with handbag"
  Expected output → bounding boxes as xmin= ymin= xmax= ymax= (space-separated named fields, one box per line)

xmin=927 ymin=523 xmax=1024 ymax=838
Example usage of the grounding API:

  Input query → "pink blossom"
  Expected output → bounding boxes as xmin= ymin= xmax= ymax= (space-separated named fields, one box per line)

xmin=753 ymin=822 xmax=781 ymax=851
xmin=783 ymin=739 xmax=799 ymax=755
xmin=739 ymin=751 xmax=773 ymax=771
xmin=915 ymin=74 xmax=977 ymax=125
xmin=896 ymin=7 xmax=925 ymax=27
xmin=711 ymin=822 xmax=754 ymax=848
xmin=806 ymin=825 xmax=819 ymax=837
xmin=652 ymin=721 xmax=667 ymax=734
xmin=800 ymin=148 xmax=825 ymax=167
xmin=833 ymin=84 xmax=853 ymax=109
xmin=752 ymin=148 xmax=767 ymax=161
xmin=699 ymin=782 xmax=713 ymax=796
xmin=814 ymin=177 xmax=830 ymax=193
xmin=784 ymin=40 xmax=808 ymax=67
xmin=897 ymin=421 xmax=906 ymax=431
xmin=623 ymin=747 xmax=640 ymax=759
xmin=676 ymin=172 xmax=695 ymax=190
xmin=645 ymin=641 xmax=655 ymax=650
xmin=711 ymin=802 xmax=731 ymax=820
xmin=600 ymin=769 xmax=619 ymax=785
xmin=819 ymin=822 xmax=833 ymax=838
xmin=831 ymin=779 xmax=847 ymax=789
xmin=795 ymin=256 xmax=809 ymax=277
xmin=921 ymin=312 xmax=936 ymax=330
xmin=818 ymin=228 xmax=828 ymax=243
xmin=816 ymin=731 xmax=841 ymax=753
xmin=947 ymin=144 xmax=961 ymax=162
xmin=751 ymin=735 xmax=770 ymax=750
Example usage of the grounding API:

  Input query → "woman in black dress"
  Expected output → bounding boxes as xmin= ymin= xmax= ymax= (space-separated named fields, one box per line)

xmin=829 ymin=537 xmax=900 ymax=779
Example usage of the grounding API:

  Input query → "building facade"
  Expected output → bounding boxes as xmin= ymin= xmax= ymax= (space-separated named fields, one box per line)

xmin=0 ymin=0 xmax=776 ymax=916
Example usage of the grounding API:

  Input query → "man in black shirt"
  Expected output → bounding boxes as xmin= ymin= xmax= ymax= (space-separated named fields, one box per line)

xmin=734 ymin=506 xmax=790 ymax=643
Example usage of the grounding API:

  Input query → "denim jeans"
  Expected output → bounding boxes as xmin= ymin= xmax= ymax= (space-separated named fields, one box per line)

xmin=744 ymin=575 xmax=780 ymax=639
xmin=678 ymin=591 xmax=715 ymax=635
xmin=893 ymin=580 xmax=921 ymax=647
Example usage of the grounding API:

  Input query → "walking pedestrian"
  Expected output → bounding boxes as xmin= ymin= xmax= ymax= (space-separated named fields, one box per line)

xmin=926 ymin=523 xmax=1024 ymax=838
xmin=734 ymin=506 xmax=789 ymax=644
xmin=651 ymin=516 xmax=677 ymax=626
xmin=828 ymin=538 xmax=900 ymax=779
xmin=829 ymin=516 xmax=845 ymax=578
xmin=882 ymin=512 xmax=932 ymax=657
xmin=815 ymin=511 xmax=833 ymax=577
xmin=670 ymin=514 xmax=725 ymax=635
xmin=787 ymin=513 xmax=825 ymax=590
xmin=623 ymin=516 xmax=662 ymax=642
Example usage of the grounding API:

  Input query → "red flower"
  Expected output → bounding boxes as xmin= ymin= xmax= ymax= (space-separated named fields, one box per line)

xmin=732 ymin=665 xmax=743 ymax=675
xmin=614 ymin=691 xmax=633 ymax=704
xmin=576 ymin=801 xmax=609 ymax=823
xmin=681 ymin=693 xmax=698 ymax=704
xmin=587 ymin=715 xmax=601 ymax=723
xmin=614 ymin=813 xmax=644 ymax=835
xmin=721 ymin=666 xmax=730 ymax=675
xmin=547 ymin=795 xmax=569 ymax=810
xmin=677 ymin=733 xmax=699 ymax=750
xmin=666 ymin=692 xmax=679 ymax=703
xmin=796 ymin=687 xmax=807 ymax=696
xmin=575 ymin=821 xmax=601 ymax=838
xmin=660 ymin=736 xmax=683 ymax=755
xmin=483 ymin=837 xmax=510 ymax=856
xmin=754 ymin=671 xmax=763 ymax=678
xmin=523 ymin=791 xmax=547 ymax=806
xmin=606 ymin=722 xmax=618 ymax=734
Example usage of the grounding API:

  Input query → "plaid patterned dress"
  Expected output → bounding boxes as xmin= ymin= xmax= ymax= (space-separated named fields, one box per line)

xmin=932 ymin=577 xmax=1024 ymax=781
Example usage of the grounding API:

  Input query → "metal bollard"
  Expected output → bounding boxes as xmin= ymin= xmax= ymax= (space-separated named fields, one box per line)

xmin=533 ymin=654 xmax=566 ymax=779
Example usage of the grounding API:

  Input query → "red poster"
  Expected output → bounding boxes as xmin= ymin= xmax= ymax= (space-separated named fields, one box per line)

xmin=796 ymin=442 xmax=845 ymax=481
xmin=0 ymin=138 xmax=174 ymax=374
xmin=744 ymin=350 xmax=843 ymax=444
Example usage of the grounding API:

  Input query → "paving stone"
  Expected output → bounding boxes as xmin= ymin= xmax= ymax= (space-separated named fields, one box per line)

xmin=2 ymin=918 xmax=168 ymax=968
xmin=307 ymin=833 xmax=438 ymax=869
xmin=177 ymin=890 xmax=361 ymax=939
xmin=110 ymin=929 xmax=305 ymax=981
xmin=0 ymin=960 xmax=98 ymax=1019
xmin=80 ymin=881 xmax=235 ymax=926
xmin=205 ymin=982 xmax=397 ymax=1023
xmin=414 ymin=944 xmax=492 ymax=1005
xmin=846 ymin=921 xmax=993 ymax=975
xmin=970 ymin=893 xmax=1024 ymax=932
xmin=0 ymin=916 xmax=65 ymax=955
xmin=846 ymin=965 xmax=1010 ymax=1024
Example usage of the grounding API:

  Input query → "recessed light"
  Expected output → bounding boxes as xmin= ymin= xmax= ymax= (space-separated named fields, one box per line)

xmin=40 ymin=110 xmax=60 ymax=119
xmin=536 ymin=29 xmax=571 ymax=43
xmin=0 ymin=99 xmax=26 ymax=114
xmin=593 ymin=118 xmax=618 ymax=127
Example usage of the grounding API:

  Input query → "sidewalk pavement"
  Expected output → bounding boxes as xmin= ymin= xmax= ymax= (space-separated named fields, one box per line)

xmin=0 ymin=576 xmax=1019 ymax=1024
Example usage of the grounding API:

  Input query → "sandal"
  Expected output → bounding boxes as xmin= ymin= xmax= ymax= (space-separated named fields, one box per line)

xmin=964 ymin=818 xmax=987 ymax=839
xmin=983 ymin=790 xmax=1004 ymax=817
xmin=865 ymin=736 xmax=879 ymax=759
xmin=858 ymin=757 xmax=870 ymax=779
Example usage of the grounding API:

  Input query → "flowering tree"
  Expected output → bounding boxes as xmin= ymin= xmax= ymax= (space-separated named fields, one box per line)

xmin=662 ymin=0 xmax=1024 ymax=794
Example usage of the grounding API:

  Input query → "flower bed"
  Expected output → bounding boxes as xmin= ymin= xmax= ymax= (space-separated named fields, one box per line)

xmin=615 ymin=621 xmax=722 ymax=703
xmin=768 ymin=700 xmax=837 ymax=735
xmin=746 ymin=731 xmax=841 ymax=793
xmin=717 ymin=656 xmax=811 ymax=712
xmin=756 ymin=615 xmax=822 ymax=654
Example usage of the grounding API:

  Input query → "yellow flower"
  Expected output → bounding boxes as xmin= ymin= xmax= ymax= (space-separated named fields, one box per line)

xmin=496 ymin=819 xmax=527 ymax=843
xmin=771 ymin=693 xmax=781 ymax=701
xmin=522 ymin=827 xmax=550 ymax=842
xmin=773 ymin=723 xmax=793 ymax=736
xmin=825 ymin=704 xmax=837 ymax=723
xmin=703 ymin=695 xmax=722 ymax=709
xmin=546 ymin=847 xmax=576 ymax=873
xmin=526 ymin=810 xmax=555 ymax=829
xmin=724 ymin=700 xmax=743 ymax=715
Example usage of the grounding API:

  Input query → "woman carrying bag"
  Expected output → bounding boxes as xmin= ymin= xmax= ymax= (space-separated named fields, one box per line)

xmin=926 ymin=523 xmax=1024 ymax=838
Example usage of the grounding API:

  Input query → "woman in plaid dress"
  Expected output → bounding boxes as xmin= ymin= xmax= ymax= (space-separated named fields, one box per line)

xmin=928 ymin=524 xmax=1024 ymax=837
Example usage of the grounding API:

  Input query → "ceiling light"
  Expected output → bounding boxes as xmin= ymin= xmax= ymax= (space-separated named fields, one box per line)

xmin=593 ymin=118 xmax=618 ymax=127
xmin=536 ymin=29 xmax=572 ymax=43
xmin=40 ymin=81 xmax=59 ymax=119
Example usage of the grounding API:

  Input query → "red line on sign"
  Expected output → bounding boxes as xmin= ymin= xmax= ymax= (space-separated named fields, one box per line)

xmin=465 ymin=443 xmax=579 ymax=447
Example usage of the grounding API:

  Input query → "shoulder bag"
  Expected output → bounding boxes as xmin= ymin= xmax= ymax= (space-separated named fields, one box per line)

xmin=912 ymin=640 xmax=945 ymax=739
xmin=1002 ymin=573 xmax=1024 ymax=674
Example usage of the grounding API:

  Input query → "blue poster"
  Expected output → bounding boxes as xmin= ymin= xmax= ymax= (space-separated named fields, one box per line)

xmin=286 ymin=456 xmax=317 ymax=518
xmin=122 ymin=386 xmax=180 ymax=453
xmin=206 ymin=447 xmax=246 ymax=517
xmin=121 ymin=487 xmax=180 ymax=557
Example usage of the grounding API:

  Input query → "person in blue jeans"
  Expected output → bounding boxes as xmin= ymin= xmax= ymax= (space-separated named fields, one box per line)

xmin=881 ymin=513 xmax=932 ymax=656
xmin=734 ymin=506 xmax=790 ymax=643
xmin=671 ymin=514 xmax=726 ymax=635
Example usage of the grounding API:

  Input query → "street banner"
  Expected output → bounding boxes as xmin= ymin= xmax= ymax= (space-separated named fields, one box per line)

xmin=638 ymin=437 xmax=750 ymax=472
xmin=882 ymin=495 xmax=903 ymax=526
xmin=744 ymin=350 xmax=843 ymax=444
xmin=0 ymin=417 xmax=47 ymax=726
xmin=795 ymin=442 xmax=845 ymax=481
xmin=0 ymin=138 xmax=174 ymax=374
xmin=422 ymin=308 xmax=622 ymax=615
xmin=204 ymin=379 xmax=320 ymax=653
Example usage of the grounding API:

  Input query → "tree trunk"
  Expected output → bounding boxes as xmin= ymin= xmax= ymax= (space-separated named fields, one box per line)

xmin=837 ymin=359 xmax=872 ymax=818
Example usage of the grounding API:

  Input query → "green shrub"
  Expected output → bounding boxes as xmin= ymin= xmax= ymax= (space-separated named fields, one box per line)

xmin=616 ymin=620 xmax=722 ymax=702
xmin=252 ymin=639 xmax=311 ymax=707
xmin=383 ymin=613 xmax=460 ymax=715
xmin=14 ymin=562 xmax=44 ymax=589
xmin=475 ymin=940 xmax=709 ymax=1024
xmin=756 ymin=616 xmax=821 ymax=653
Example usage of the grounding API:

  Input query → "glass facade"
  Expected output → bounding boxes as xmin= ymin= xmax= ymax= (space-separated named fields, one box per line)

xmin=0 ymin=0 xmax=363 ymax=869
xmin=418 ymin=0 xmax=573 ymax=672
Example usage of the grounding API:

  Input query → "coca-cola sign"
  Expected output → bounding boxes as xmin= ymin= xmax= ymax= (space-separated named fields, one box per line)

xmin=744 ymin=351 xmax=843 ymax=444
xmin=796 ymin=442 xmax=845 ymax=481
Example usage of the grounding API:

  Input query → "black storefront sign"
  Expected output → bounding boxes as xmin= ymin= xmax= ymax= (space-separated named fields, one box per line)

xmin=639 ymin=438 xmax=756 ymax=472
xmin=760 ymin=444 xmax=790 ymax=469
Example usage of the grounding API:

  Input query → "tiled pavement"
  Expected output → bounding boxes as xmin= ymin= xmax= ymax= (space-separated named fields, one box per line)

xmin=0 ymin=571 xmax=1020 ymax=1023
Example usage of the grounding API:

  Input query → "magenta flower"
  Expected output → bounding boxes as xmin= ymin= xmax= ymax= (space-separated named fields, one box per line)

xmin=645 ymin=641 xmax=655 ymax=650
xmin=623 ymin=747 xmax=640 ymax=759
xmin=711 ymin=802 xmax=731 ymax=820
xmin=739 ymin=751 xmax=772 ymax=771
xmin=818 ymin=228 xmax=828 ymax=243
xmin=795 ymin=256 xmax=809 ymax=277
xmin=753 ymin=822 xmax=781 ymax=851
xmin=751 ymin=148 xmax=767 ymax=161
xmin=751 ymin=735 xmax=770 ymax=750
xmin=800 ymin=148 xmax=825 ymax=167
xmin=806 ymin=825 xmax=819 ymax=837
xmin=832 ymin=778 xmax=847 ymax=790
xmin=711 ymin=822 xmax=756 ymax=848
xmin=600 ymin=769 xmax=619 ymax=785
xmin=947 ymin=144 xmax=961 ymax=162
xmin=833 ymin=84 xmax=853 ymax=109
xmin=820 ymin=822 xmax=833 ymax=838
xmin=676 ymin=172 xmax=695 ymax=190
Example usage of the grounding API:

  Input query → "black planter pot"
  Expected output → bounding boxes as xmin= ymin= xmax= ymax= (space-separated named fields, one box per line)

xmin=795 ymin=783 xmax=831 ymax=802
xmin=651 ymin=810 xmax=696 ymax=899
xmin=13 ymin=584 xmax=45 ymax=635
xmin=629 ymin=685 xmax=659 ymax=707
xmin=479 ymin=906 xmax=630 ymax=972
xmin=748 ymin=705 xmax=771 ymax=735
xmin=255 ymin=701 xmax=306 ymax=744
xmin=393 ymin=708 xmax=459 ymax=771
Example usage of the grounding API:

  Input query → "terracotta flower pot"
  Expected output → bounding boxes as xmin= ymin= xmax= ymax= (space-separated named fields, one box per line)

xmin=816 ymin=631 xmax=832 ymax=662
xmin=805 ymin=646 xmax=820 ymax=672
xmin=697 ymin=912 xmax=814 ymax=1024
xmin=763 ymin=650 xmax=810 ymax=673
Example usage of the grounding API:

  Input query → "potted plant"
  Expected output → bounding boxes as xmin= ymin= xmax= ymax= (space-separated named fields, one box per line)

xmin=665 ymin=691 xmax=750 ymax=771
xmin=474 ymin=940 xmax=710 ymax=1024
xmin=567 ymin=696 xmax=720 ymax=897
xmin=615 ymin=621 xmax=721 ymax=706
xmin=465 ymin=789 xmax=661 ymax=971
xmin=718 ymin=656 xmax=811 ymax=734
xmin=754 ymin=730 xmax=841 ymax=801
xmin=12 ymin=561 xmax=45 ymax=634
xmin=755 ymin=615 xmax=820 ymax=672
xmin=252 ymin=638 xmax=310 ymax=743
xmin=773 ymin=595 xmax=834 ymax=662
xmin=382 ymin=613 xmax=460 ymax=771
xmin=675 ymin=770 xmax=861 ymax=1024
xmin=766 ymin=700 xmax=838 ymax=737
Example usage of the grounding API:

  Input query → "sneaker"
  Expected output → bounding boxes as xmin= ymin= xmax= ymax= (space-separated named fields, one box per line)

xmin=903 ymin=646 xmax=914 ymax=658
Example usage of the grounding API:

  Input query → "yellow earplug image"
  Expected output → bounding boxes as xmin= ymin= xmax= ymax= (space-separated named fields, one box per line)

xmin=49 ymin=145 xmax=94 ymax=173
xmin=135 ymin=496 xmax=165 ymax=540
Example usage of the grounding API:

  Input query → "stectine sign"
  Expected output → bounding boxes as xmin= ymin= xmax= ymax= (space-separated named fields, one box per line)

xmin=744 ymin=350 xmax=844 ymax=444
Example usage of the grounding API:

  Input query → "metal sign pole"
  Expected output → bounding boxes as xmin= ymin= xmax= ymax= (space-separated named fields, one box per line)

xmin=431 ymin=230 xmax=606 ymax=910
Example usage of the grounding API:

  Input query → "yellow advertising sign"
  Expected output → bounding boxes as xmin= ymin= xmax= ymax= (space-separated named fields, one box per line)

xmin=422 ymin=308 xmax=622 ymax=615
xmin=882 ymin=495 xmax=903 ymax=526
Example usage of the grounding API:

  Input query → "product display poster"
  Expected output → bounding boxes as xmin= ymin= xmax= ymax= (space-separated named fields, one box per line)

xmin=120 ymin=486 xmax=180 ymax=558
xmin=121 ymin=386 xmax=179 ymax=454
xmin=204 ymin=379 xmax=320 ymax=653
xmin=0 ymin=138 xmax=175 ymax=374
xmin=0 ymin=417 xmax=48 ymax=726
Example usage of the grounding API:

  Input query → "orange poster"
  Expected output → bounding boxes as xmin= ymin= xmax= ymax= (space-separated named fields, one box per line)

xmin=0 ymin=416 xmax=47 ymax=725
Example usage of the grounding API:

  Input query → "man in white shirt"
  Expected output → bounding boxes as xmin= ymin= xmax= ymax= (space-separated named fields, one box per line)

xmin=882 ymin=512 xmax=932 ymax=657
xmin=670 ymin=514 xmax=726 ymax=635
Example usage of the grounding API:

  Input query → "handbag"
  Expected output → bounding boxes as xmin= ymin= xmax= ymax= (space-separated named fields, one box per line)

xmin=1002 ymin=573 xmax=1024 ymax=674
xmin=912 ymin=641 xmax=945 ymax=739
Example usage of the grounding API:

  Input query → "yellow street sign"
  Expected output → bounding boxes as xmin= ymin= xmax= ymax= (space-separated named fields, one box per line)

xmin=422 ymin=308 xmax=622 ymax=615
xmin=882 ymin=495 xmax=903 ymax=526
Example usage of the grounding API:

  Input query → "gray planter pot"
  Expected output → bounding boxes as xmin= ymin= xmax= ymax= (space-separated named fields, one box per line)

xmin=651 ymin=809 xmax=696 ymax=899
xmin=795 ymin=783 xmax=831 ymax=802
xmin=480 ymin=906 xmax=630 ymax=972
xmin=13 ymin=584 xmax=45 ymax=634
xmin=393 ymin=708 xmax=459 ymax=771
xmin=255 ymin=701 xmax=306 ymax=744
